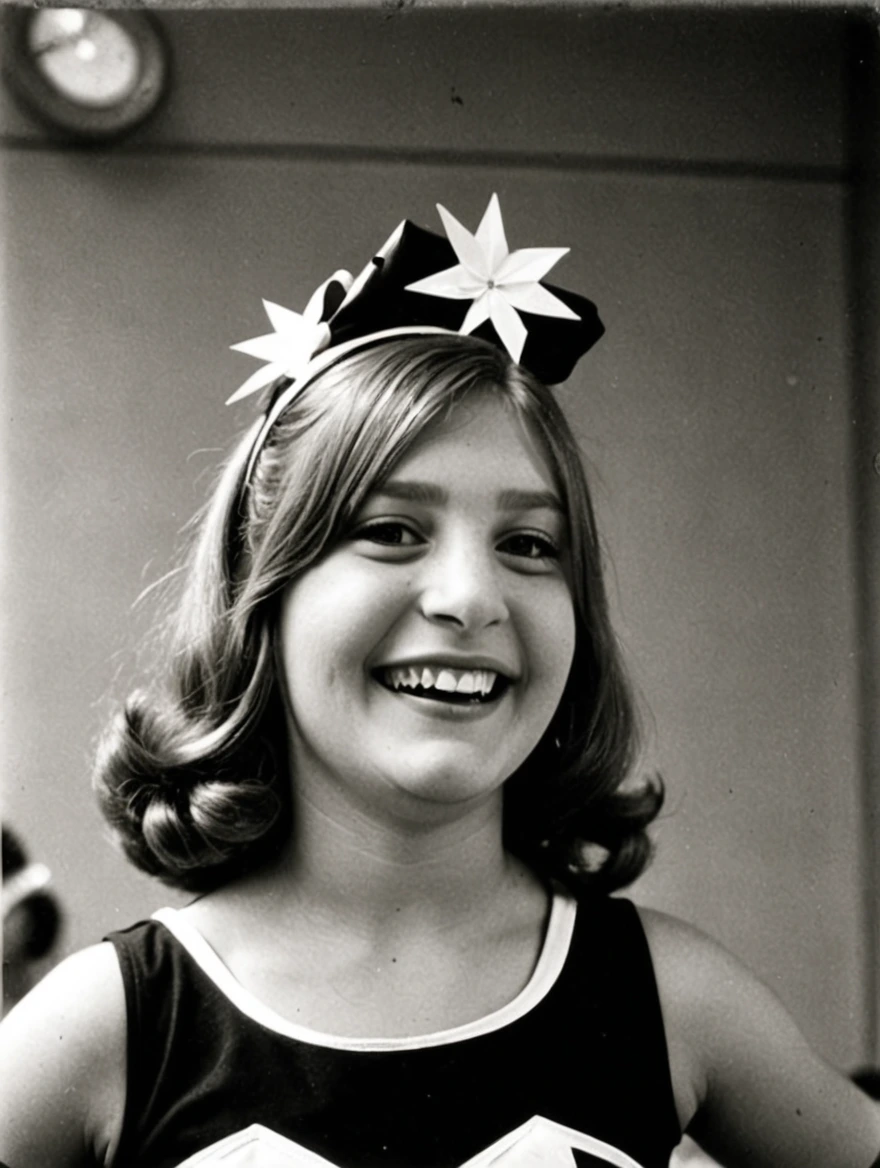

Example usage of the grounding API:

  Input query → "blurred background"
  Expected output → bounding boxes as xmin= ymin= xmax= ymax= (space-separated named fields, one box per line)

xmin=1 ymin=0 xmax=879 ymax=1085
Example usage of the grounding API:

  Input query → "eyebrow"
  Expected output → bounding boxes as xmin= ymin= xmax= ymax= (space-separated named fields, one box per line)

xmin=375 ymin=481 xmax=564 ymax=514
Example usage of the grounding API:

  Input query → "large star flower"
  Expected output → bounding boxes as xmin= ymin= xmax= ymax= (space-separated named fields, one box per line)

xmin=405 ymin=194 xmax=579 ymax=364
xmin=227 ymin=271 xmax=352 ymax=404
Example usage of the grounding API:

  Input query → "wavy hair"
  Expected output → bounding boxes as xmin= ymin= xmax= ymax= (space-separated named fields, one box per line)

xmin=94 ymin=334 xmax=662 ymax=893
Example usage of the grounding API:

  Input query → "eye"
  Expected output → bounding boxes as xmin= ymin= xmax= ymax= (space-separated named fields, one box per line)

xmin=498 ymin=531 xmax=561 ymax=562
xmin=353 ymin=520 xmax=424 ymax=549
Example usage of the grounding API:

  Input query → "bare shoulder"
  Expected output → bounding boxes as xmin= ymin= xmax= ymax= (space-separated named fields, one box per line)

xmin=636 ymin=904 xmax=823 ymax=1050
xmin=633 ymin=906 xmax=723 ymax=1131
xmin=0 ymin=942 xmax=127 ymax=1167
xmin=636 ymin=906 xmax=880 ymax=1168
xmin=636 ymin=904 xmax=754 ymax=1018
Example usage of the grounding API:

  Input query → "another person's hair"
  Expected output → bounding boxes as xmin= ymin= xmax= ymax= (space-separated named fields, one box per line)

xmin=851 ymin=1068 xmax=880 ymax=1101
xmin=94 ymin=334 xmax=662 ymax=893
xmin=2 ymin=826 xmax=60 ymax=961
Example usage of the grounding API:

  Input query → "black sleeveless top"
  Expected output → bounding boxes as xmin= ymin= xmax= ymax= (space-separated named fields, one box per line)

xmin=105 ymin=893 xmax=680 ymax=1168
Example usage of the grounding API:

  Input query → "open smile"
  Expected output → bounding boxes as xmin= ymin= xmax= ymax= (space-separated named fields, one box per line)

xmin=372 ymin=663 xmax=513 ymax=706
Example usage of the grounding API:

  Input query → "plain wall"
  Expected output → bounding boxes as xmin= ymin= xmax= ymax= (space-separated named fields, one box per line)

xmin=1 ymin=6 xmax=872 ymax=1068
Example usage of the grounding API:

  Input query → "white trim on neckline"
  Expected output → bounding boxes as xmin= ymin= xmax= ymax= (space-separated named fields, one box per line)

xmin=151 ymin=891 xmax=577 ymax=1052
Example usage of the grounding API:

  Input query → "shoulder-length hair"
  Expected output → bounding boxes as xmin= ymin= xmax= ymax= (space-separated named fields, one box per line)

xmin=94 ymin=334 xmax=661 ymax=893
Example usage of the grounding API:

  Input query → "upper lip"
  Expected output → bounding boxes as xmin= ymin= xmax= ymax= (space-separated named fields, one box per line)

xmin=373 ymin=653 xmax=519 ymax=681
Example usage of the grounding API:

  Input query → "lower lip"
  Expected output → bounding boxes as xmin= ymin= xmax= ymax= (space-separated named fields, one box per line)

xmin=372 ymin=679 xmax=509 ymax=722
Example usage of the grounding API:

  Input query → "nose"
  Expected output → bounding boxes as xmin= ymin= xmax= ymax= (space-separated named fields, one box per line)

xmin=418 ymin=535 xmax=510 ymax=631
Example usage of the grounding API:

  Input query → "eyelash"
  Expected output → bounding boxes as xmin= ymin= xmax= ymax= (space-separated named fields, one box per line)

xmin=498 ymin=532 xmax=561 ymax=561
xmin=353 ymin=521 xmax=561 ymax=562
xmin=355 ymin=521 xmax=422 ymax=547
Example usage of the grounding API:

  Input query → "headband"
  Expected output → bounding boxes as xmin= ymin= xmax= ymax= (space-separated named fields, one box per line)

xmin=228 ymin=195 xmax=604 ymax=480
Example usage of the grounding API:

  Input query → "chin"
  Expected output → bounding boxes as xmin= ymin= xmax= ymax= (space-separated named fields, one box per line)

xmin=384 ymin=747 xmax=515 ymax=809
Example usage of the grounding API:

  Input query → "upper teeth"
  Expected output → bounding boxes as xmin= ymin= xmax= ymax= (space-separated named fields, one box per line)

xmin=384 ymin=666 xmax=498 ymax=696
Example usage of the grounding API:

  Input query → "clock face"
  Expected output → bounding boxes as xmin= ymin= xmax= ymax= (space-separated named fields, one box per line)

xmin=3 ymin=7 xmax=170 ymax=140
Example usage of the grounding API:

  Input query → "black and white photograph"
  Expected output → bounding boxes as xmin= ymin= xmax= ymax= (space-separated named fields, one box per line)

xmin=1 ymin=4 xmax=879 ymax=1166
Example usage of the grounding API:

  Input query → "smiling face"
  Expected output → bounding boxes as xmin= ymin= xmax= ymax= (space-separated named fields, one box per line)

xmin=277 ymin=392 xmax=577 ymax=828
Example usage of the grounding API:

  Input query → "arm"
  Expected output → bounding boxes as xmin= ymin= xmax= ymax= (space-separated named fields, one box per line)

xmin=0 ymin=942 xmax=126 ymax=1168
xmin=640 ymin=907 xmax=880 ymax=1168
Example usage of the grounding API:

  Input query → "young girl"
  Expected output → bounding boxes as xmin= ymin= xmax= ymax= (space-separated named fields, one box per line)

xmin=1 ymin=196 xmax=878 ymax=1168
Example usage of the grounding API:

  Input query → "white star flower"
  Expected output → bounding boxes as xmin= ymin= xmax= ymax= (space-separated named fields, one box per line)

xmin=227 ymin=271 xmax=353 ymax=404
xmin=405 ymin=194 xmax=580 ymax=364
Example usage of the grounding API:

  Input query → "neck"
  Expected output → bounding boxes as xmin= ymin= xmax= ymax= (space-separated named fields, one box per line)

xmin=317 ymin=794 xmax=519 ymax=923
xmin=245 ymin=768 xmax=537 ymax=936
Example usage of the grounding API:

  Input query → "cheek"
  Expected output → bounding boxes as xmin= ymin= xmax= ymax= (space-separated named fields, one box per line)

xmin=279 ymin=564 xmax=409 ymax=689
xmin=525 ymin=582 xmax=577 ymax=690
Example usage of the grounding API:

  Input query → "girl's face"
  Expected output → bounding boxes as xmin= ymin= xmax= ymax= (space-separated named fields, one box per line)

xmin=278 ymin=392 xmax=576 ymax=826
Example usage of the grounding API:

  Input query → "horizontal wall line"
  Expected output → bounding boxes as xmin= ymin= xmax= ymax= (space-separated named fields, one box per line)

xmin=0 ymin=135 xmax=850 ymax=184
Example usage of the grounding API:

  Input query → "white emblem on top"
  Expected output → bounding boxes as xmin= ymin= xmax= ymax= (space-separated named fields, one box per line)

xmin=172 ymin=1117 xmax=645 ymax=1168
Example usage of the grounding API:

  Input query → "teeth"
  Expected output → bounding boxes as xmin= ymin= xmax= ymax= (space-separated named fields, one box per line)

xmin=383 ymin=665 xmax=500 ymax=697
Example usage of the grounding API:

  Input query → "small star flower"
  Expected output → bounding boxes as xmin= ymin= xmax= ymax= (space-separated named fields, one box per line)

xmin=227 ymin=271 xmax=353 ymax=405
xmin=405 ymin=193 xmax=579 ymax=364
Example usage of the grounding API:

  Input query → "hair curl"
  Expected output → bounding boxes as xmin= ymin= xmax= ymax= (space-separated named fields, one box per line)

xmin=94 ymin=335 xmax=662 ymax=894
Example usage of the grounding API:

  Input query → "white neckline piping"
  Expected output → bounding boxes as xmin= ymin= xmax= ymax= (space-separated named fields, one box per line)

xmin=151 ymin=891 xmax=577 ymax=1052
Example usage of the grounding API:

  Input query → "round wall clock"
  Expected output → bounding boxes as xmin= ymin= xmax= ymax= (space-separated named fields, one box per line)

xmin=2 ymin=8 xmax=170 ymax=141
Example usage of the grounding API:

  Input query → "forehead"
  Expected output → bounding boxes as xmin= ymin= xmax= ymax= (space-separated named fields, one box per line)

xmin=388 ymin=394 xmax=559 ymax=495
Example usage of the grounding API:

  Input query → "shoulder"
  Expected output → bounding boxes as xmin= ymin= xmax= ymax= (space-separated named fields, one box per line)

xmin=636 ymin=904 xmax=748 ymax=1015
xmin=635 ymin=904 xmax=822 ymax=1073
xmin=636 ymin=906 xmax=880 ymax=1168
xmin=635 ymin=903 xmax=806 ymax=1035
xmin=635 ymin=907 xmax=753 ymax=1121
xmin=0 ymin=942 xmax=127 ymax=1167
